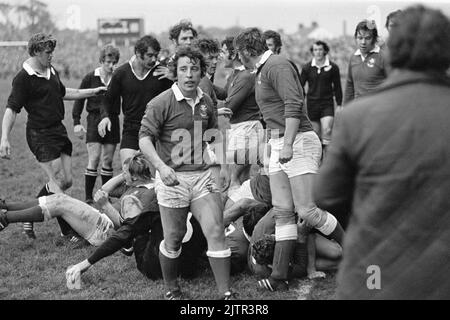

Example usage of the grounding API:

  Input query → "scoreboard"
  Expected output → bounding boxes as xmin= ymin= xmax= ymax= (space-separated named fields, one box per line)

xmin=97 ymin=18 xmax=144 ymax=47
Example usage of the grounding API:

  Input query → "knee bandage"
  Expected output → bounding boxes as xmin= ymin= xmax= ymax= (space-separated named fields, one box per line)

xmin=275 ymin=224 xmax=298 ymax=241
xmin=206 ymin=248 xmax=231 ymax=258
xmin=159 ymin=240 xmax=182 ymax=259
xmin=316 ymin=212 xmax=337 ymax=236
xmin=38 ymin=197 xmax=51 ymax=221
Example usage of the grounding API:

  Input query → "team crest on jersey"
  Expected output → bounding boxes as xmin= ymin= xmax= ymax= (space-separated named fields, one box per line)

xmin=199 ymin=105 xmax=208 ymax=118
xmin=367 ymin=58 xmax=375 ymax=68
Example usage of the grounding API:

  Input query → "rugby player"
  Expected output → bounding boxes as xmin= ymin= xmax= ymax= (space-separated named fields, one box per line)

xmin=97 ymin=35 xmax=172 ymax=166
xmin=139 ymin=46 xmax=233 ymax=300
xmin=0 ymin=33 xmax=107 ymax=240
xmin=300 ymin=41 xmax=342 ymax=153
xmin=72 ymin=44 xmax=121 ymax=204
xmin=235 ymin=28 xmax=345 ymax=291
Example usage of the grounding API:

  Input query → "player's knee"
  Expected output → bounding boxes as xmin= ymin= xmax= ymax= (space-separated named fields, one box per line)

xmin=163 ymin=229 xmax=186 ymax=249
xmin=88 ymin=158 xmax=100 ymax=169
xmin=50 ymin=193 xmax=68 ymax=203
xmin=60 ymin=179 xmax=72 ymax=191
xmin=204 ymin=223 xmax=226 ymax=244
xmin=159 ymin=240 xmax=182 ymax=259
xmin=297 ymin=204 xmax=323 ymax=227
xmin=322 ymin=125 xmax=332 ymax=138
xmin=102 ymin=153 xmax=114 ymax=167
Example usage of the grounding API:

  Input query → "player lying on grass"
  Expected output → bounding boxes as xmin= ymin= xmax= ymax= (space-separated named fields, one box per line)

xmin=248 ymin=209 xmax=342 ymax=283
xmin=222 ymin=169 xmax=342 ymax=281
xmin=0 ymin=154 xmax=207 ymax=284
xmin=0 ymin=154 xmax=156 ymax=246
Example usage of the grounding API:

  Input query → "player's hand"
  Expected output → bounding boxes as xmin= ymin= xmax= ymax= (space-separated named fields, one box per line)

xmin=336 ymin=105 xmax=343 ymax=113
xmin=98 ymin=117 xmax=111 ymax=137
xmin=217 ymin=107 xmax=233 ymax=118
xmin=153 ymin=66 xmax=175 ymax=81
xmin=66 ymin=264 xmax=82 ymax=290
xmin=94 ymin=189 xmax=109 ymax=207
xmin=93 ymin=86 xmax=107 ymax=95
xmin=74 ymin=124 xmax=86 ymax=140
xmin=0 ymin=139 xmax=11 ymax=159
xmin=279 ymin=144 xmax=293 ymax=164
xmin=158 ymin=165 xmax=179 ymax=186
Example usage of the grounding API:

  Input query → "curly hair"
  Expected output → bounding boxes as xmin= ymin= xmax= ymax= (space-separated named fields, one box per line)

xmin=194 ymin=37 xmax=220 ymax=56
xmin=234 ymin=27 xmax=267 ymax=57
xmin=169 ymin=20 xmax=198 ymax=42
xmin=99 ymin=44 xmax=120 ymax=64
xmin=171 ymin=46 xmax=206 ymax=79
xmin=354 ymin=20 xmax=378 ymax=45
xmin=310 ymin=40 xmax=330 ymax=54
xmin=263 ymin=30 xmax=282 ymax=48
xmin=28 ymin=33 xmax=56 ymax=56
xmin=387 ymin=5 xmax=450 ymax=72
xmin=221 ymin=36 xmax=236 ymax=60
xmin=123 ymin=153 xmax=153 ymax=180
xmin=251 ymin=234 xmax=275 ymax=265
xmin=242 ymin=204 xmax=271 ymax=237
xmin=135 ymin=35 xmax=161 ymax=58
xmin=385 ymin=9 xmax=403 ymax=29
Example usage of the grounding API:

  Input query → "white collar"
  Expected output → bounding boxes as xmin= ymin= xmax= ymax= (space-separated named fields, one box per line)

xmin=172 ymin=83 xmax=204 ymax=103
xmin=135 ymin=181 xmax=154 ymax=189
xmin=129 ymin=55 xmax=153 ymax=80
xmin=234 ymin=65 xmax=246 ymax=71
xmin=255 ymin=50 xmax=273 ymax=69
xmin=311 ymin=56 xmax=330 ymax=68
xmin=94 ymin=67 xmax=111 ymax=86
xmin=206 ymin=73 xmax=213 ymax=80
xmin=23 ymin=62 xmax=55 ymax=80
xmin=354 ymin=45 xmax=381 ymax=56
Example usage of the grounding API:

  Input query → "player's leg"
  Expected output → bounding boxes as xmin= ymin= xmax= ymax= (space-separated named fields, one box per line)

xmin=0 ymin=194 xmax=101 ymax=241
xmin=158 ymin=205 xmax=189 ymax=299
xmin=100 ymin=143 xmax=116 ymax=185
xmin=314 ymin=233 xmax=342 ymax=260
xmin=43 ymin=193 xmax=105 ymax=242
xmin=286 ymin=132 xmax=344 ymax=245
xmin=85 ymin=142 xmax=101 ymax=203
xmin=320 ymin=115 xmax=334 ymax=156
xmin=191 ymin=191 xmax=232 ymax=298
xmin=154 ymin=172 xmax=191 ymax=299
xmin=259 ymin=171 xmax=296 ymax=291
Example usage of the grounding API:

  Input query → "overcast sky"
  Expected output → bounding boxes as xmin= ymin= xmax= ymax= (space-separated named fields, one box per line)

xmin=6 ymin=0 xmax=450 ymax=37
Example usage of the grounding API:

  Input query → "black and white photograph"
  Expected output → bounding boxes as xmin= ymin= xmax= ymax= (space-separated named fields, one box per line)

xmin=0 ymin=0 xmax=449 ymax=303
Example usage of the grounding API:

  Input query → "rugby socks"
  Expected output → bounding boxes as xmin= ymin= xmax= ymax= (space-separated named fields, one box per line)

xmin=23 ymin=183 xmax=52 ymax=236
xmin=316 ymin=211 xmax=344 ymax=245
xmin=100 ymin=167 xmax=114 ymax=185
xmin=85 ymin=168 xmax=98 ymax=201
xmin=207 ymin=249 xmax=231 ymax=295
xmin=5 ymin=206 xmax=44 ymax=223
xmin=271 ymin=223 xmax=298 ymax=280
xmin=159 ymin=241 xmax=181 ymax=291
xmin=1 ymin=200 xmax=39 ymax=211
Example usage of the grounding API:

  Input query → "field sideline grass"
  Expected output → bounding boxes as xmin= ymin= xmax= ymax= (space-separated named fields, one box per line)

xmin=0 ymin=78 xmax=336 ymax=300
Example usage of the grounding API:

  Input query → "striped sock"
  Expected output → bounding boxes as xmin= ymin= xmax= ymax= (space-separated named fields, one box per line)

xmin=24 ymin=183 xmax=53 ymax=235
xmin=100 ymin=167 xmax=114 ymax=185
xmin=85 ymin=168 xmax=98 ymax=201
